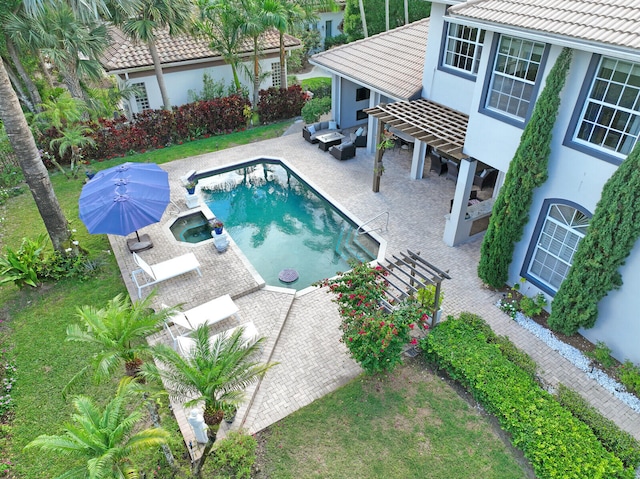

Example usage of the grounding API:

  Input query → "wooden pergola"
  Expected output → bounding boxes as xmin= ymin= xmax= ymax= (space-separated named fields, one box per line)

xmin=375 ymin=249 xmax=451 ymax=324
xmin=365 ymin=99 xmax=470 ymax=191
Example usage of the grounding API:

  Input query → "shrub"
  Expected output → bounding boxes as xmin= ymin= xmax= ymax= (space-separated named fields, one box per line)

xmin=301 ymin=97 xmax=332 ymax=124
xmin=422 ymin=314 xmax=632 ymax=479
xmin=0 ymin=234 xmax=48 ymax=288
xmin=257 ymin=85 xmax=307 ymax=123
xmin=519 ymin=293 xmax=547 ymax=317
xmin=317 ymin=261 xmax=430 ymax=374
xmin=39 ymin=94 xmax=251 ymax=163
xmin=300 ymin=77 xmax=332 ymax=99
xmin=324 ymin=33 xmax=349 ymax=49
xmin=556 ymin=384 xmax=640 ymax=469
xmin=477 ymin=48 xmax=572 ymax=288
xmin=491 ymin=335 xmax=538 ymax=381
xmin=618 ymin=361 xmax=640 ymax=396
xmin=549 ymin=139 xmax=640 ymax=334
xmin=208 ymin=431 xmax=257 ymax=479
xmin=586 ymin=341 xmax=616 ymax=369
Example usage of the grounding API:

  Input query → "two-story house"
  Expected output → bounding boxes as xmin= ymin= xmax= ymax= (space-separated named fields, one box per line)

xmin=311 ymin=0 xmax=640 ymax=364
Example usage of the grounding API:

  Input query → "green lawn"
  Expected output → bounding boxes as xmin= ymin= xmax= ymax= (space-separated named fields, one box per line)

xmin=258 ymin=361 xmax=529 ymax=479
xmin=0 ymin=121 xmax=529 ymax=478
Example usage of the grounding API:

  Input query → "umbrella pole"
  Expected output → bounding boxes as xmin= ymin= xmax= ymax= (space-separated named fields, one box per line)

xmin=135 ymin=230 xmax=141 ymax=242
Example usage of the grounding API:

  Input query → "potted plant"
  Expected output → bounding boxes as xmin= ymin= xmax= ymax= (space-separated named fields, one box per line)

xmin=223 ymin=405 xmax=237 ymax=424
xmin=185 ymin=180 xmax=197 ymax=195
xmin=210 ymin=219 xmax=224 ymax=235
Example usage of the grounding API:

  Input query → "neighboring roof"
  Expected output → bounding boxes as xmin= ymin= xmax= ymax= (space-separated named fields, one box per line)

xmin=102 ymin=27 xmax=301 ymax=72
xmin=310 ymin=18 xmax=429 ymax=101
xmin=448 ymin=0 xmax=640 ymax=52
xmin=365 ymin=99 xmax=469 ymax=160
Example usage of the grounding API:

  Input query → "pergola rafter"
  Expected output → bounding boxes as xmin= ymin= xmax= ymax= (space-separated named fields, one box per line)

xmin=365 ymin=98 xmax=470 ymax=160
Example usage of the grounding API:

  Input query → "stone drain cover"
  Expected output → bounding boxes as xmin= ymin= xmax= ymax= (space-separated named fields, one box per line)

xmin=278 ymin=269 xmax=299 ymax=283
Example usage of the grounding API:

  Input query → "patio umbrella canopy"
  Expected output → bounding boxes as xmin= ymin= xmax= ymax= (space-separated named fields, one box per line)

xmin=79 ymin=163 xmax=170 ymax=245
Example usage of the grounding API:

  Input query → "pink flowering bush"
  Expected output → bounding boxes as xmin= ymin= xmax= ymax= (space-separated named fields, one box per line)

xmin=317 ymin=261 xmax=430 ymax=374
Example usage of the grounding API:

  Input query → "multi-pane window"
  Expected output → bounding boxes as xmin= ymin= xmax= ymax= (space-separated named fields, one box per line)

xmin=132 ymin=82 xmax=149 ymax=111
xmin=528 ymin=204 xmax=589 ymax=292
xmin=271 ymin=62 xmax=281 ymax=88
xmin=443 ymin=22 xmax=485 ymax=74
xmin=486 ymin=36 xmax=545 ymax=119
xmin=575 ymin=57 xmax=640 ymax=156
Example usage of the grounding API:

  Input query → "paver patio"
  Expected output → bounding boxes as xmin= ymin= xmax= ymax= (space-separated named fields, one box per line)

xmin=110 ymin=122 xmax=640 ymax=460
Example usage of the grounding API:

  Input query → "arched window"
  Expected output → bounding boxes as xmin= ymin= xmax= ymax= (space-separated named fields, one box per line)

xmin=525 ymin=201 xmax=590 ymax=293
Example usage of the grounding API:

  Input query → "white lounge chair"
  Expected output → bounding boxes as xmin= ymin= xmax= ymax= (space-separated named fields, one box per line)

xmin=176 ymin=322 xmax=259 ymax=358
xmin=162 ymin=294 xmax=240 ymax=345
xmin=131 ymin=251 xmax=202 ymax=298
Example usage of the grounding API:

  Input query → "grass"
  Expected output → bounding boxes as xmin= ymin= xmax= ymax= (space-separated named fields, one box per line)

xmin=258 ymin=361 xmax=529 ymax=479
xmin=0 ymin=120 xmax=530 ymax=478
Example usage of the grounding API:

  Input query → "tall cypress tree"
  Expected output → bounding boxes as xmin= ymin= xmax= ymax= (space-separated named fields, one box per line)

xmin=549 ymin=141 xmax=640 ymax=334
xmin=477 ymin=48 xmax=573 ymax=288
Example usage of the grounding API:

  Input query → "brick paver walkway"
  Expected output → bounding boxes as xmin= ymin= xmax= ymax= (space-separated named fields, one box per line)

xmin=112 ymin=124 xmax=640 ymax=458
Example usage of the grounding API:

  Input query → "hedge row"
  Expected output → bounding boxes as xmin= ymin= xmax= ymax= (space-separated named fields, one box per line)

xmin=422 ymin=313 xmax=633 ymax=479
xmin=39 ymin=86 xmax=306 ymax=165
xmin=556 ymin=384 xmax=640 ymax=469
xmin=256 ymin=85 xmax=307 ymax=124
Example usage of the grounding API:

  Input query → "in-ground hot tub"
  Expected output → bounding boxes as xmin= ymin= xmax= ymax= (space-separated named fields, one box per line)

xmin=170 ymin=211 xmax=213 ymax=244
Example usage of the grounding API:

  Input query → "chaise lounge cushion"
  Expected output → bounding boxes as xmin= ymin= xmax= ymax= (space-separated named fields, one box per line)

xmin=303 ymin=120 xmax=341 ymax=143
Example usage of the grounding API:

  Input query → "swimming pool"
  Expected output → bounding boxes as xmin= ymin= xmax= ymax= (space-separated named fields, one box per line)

xmin=196 ymin=159 xmax=381 ymax=289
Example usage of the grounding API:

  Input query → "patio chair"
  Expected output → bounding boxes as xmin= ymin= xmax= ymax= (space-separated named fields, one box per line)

xmin=329 ymin=141 xmax=356 ymax=161
xmin=429 ymin=150 xmax=448 ymax=176
xmin=131 ymin=251 xmax=202 ymax=298
xmin=446 ymin=159 xmax=459 ymax=181
xmin=474 ymin=168 xmax=498 ymax=190
xmin=176 ymin=322 xmax=259 ymax=357
xmin=349 ymin=127 xmax=368 ymax=147
xmin=162 ymin=294 xmax=240 ymax=346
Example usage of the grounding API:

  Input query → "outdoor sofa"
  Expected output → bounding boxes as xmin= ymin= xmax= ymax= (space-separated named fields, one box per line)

xmin=302 ymin=120 xmax=341 ymax=143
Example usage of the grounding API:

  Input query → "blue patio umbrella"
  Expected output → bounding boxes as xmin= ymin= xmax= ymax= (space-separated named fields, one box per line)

xmin=79 ymin=163 xmax=170 ymax=248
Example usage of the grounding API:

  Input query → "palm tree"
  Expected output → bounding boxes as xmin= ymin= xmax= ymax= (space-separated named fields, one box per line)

xmin=0 ymin=53 xmax=71 ymax=253
xmin=33 ymin=3 xmax=109 ymax=102
xmin=358 ymin=0 xmax=368 ymax=38
xmin=195 ymin=0 xmax=246 ymax=92
xmin=143 ymin=324 xmax=276 ymax=475
xmin=271 ymin=0 xmax=305 ymax=90
xmin=25 ymin=377 xmax=169 ymax=479
xmin=64 ymin=293 xmax=171 ymax=393
xmin=239 ymin=0 xmax=281 ymax=107
xmin=113 ymin=0 xmax=194 ymax=110
xmin=49 ymin=123 xmax=96 ymax=178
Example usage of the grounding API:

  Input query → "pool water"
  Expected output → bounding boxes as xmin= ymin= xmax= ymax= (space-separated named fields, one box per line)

xmin=199 ymin=160 xmax=379 ymax=289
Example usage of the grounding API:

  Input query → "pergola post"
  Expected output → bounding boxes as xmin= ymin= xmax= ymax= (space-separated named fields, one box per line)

xmin=372 ymin=118 xmax=385 ymax=192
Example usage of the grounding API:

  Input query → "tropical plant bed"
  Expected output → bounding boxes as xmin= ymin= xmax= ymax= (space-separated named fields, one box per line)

xmin=498 ymin=287 xmax=640 ymax=407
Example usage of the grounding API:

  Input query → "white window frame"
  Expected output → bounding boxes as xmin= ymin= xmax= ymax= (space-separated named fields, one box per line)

xmin=132 ymin=82 xmax=150 ymax=111
xmin=486 ymin=35 xmax=545 ymax=120
xmin=442 ymin=22 xmax=485 ymax=75
xmin=527 ymin=204 xmax=589 ymax=292
xmin=574 ymin=56 xmax=640 ymax=157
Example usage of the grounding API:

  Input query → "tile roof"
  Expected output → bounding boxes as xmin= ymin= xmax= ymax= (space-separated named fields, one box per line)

xmin=310 ymin=18 xmax=429 ymax=100
xmin=101 ymin=27 xmax=301 ymax=72
xmin=448 ymin=0 xmax=640 ymax=52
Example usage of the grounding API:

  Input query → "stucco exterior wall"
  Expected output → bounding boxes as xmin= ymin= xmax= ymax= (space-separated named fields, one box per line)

xmin=124 ymin=58 xmax=281 ymax=113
